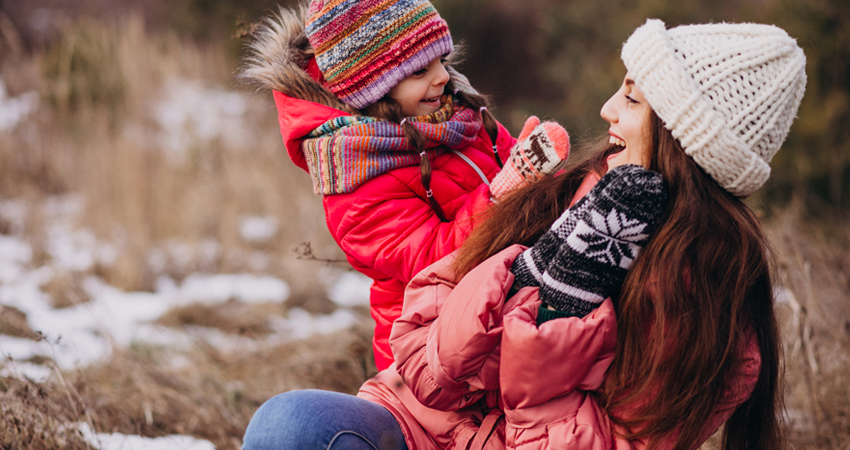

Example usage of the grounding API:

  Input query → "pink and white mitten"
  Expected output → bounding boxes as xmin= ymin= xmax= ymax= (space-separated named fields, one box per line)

xmin=490 ymin=116 xmax=570 ymax=199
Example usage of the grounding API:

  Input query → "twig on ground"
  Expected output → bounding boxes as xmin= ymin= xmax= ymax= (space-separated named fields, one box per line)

xmin=293 ymin=241 xmax=347 ymax=265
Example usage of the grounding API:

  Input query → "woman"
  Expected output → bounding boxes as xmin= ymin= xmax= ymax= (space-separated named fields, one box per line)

xmin=243 ymin=19 xmax=806 ymax=450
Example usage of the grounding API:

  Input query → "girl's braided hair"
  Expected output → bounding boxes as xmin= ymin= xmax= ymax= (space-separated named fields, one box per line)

xmin=360 ymin=78 xmax=502 ymax=221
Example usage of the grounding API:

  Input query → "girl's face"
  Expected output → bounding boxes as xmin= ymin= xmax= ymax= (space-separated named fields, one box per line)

xmin=601 ymin=74 xmax=652 ymax=171
xmin=388 ymin=56 xmax=450 ymax=117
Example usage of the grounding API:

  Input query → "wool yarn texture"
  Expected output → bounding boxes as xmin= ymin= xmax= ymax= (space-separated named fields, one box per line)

xmin=490 ymin=116 xmax=571 ymax=199
xmin=305 ymin=0 xmax=453 ymax=110
xmin=621 ymin=19 xmax=806 ymax=197
xmin=511 ymin=165 xmax=668 ymax=319
xmin=301 ymin=96 xmax=481 ymax=194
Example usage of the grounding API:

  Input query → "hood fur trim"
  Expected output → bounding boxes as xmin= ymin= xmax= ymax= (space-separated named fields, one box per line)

xmin=238 ymin=4 xmax=354 ymax=113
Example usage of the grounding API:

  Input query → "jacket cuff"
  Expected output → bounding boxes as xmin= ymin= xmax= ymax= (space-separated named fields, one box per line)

xmin=536 ymin=305 xmax=582 ymax=325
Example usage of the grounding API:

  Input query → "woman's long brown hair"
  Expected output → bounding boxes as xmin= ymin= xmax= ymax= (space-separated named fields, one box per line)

xmin=451 ymin=138 xmax=614 ymax=278
xmin=452 ymin=112 xmax=782 ymax=450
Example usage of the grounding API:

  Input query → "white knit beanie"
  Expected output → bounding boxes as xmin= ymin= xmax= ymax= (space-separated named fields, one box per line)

xmin=621 ymin=19 xmax=807 ymax=197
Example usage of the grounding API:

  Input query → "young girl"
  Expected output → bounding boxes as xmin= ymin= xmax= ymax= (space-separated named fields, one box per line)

xmin=243 ymin=19 xmax=805 ymax=450
xmin=239 ymin=0 xmax=570 ymax=371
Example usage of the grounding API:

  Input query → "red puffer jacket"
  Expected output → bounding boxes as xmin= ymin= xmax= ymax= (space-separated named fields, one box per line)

xmin=275 ymin=92 xmax=514 ymax=370
xmin=356 ymin=245 xmax=762 ymax=449
xmin=242 ymin=8 xmax=516 ymax=371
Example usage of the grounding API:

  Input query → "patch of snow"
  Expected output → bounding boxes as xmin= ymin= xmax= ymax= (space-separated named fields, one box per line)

xmin=0 ymin=335 xmax=45 ymax=361
xmin=0 ymin=198 xmax=28 ymax=234
xmin=41 ymin=196 xmax=116 ymax=272
xmin=2 ymin=272 xmax=178 ymax=372
xmin=0 ymin=234 xmax=32 ymax=282
xmin=176 ymin=273 xmax=289 ymax=304
xmin=82 ymin=278 xmax=177 ymax=335
xmin=325 ymin=269 xmax=372 ymax=307
xmin=78 ymin=422 xmax=216 ymax=450
xmin=0 ymin=195 xmax=368 ymax=383
xmin=0 ymin=78 xmax=38 ymax=131
xmin=170 ymin=306 xmax=362 ymax=353
xmin=42 ymin=195 xmax=83 ymax=219
xmin=272 ymin=307 xmax=358 ymax=341
xmin=46 ymin=224 xmax=98 ymax=271
xmin=1 ymin=359 xmax=53 ymax=381
xmin=154 ymin=77 xmax=252 ymax=164
xmin=239 ymin=215 xmax=278 ymax=244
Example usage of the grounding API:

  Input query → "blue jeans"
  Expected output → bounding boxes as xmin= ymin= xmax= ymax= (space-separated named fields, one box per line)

xmin=242 ymin=389 xmax=409 ymax=450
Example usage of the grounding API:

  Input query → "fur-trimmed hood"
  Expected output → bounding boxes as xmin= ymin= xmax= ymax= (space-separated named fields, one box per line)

xmin=238 ymin=4 xmax=476 ymax=114
xmin=238 ymin=5 xmax=355 ymax=113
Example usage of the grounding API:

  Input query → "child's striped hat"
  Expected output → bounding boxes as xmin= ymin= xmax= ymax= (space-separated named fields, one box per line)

xmin=305 ymin=0 xmax=453 ymax=110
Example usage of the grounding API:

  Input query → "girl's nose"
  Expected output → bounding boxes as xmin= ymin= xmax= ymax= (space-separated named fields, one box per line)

xmin=433 ymin=63 xmax=450 ymax=87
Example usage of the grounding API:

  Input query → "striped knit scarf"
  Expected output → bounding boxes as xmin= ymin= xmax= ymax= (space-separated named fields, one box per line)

xmin=301 ymin=96 xmax=482 ymax=194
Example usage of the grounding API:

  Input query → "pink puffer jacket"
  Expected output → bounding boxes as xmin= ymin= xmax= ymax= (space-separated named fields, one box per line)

xmin=357 ymin=245 xmax=762 ymax=449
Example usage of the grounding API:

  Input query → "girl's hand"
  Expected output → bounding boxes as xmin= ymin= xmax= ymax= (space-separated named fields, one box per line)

xmin=490 ymin=116 xmax=570 ymax=199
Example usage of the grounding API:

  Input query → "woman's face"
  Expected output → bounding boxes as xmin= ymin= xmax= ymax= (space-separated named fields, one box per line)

xmin=601 ymin=74 xmax=652 ymax=171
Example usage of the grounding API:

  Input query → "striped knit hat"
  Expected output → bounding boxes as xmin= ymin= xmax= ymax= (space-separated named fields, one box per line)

xmin=621 ymin=20 xmax=806 ymax=197
xmin=305 ymin=0 xmax=454 ymax=110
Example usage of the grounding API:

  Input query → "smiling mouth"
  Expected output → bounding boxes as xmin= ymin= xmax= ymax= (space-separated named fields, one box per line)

xmin=608 ymin=135 xmax=626 ymax=147
xmin=421 ymin=96 xmax=440 ymax=103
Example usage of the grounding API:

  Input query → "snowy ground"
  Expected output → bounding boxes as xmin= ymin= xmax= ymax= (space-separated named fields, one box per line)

xmin=78 ymin=423 xmax=217 ymax=450
xmin=0 ymin=195 xmax=372 ymax=449
xmin=0 ymin=72 xmax=377 ymax=448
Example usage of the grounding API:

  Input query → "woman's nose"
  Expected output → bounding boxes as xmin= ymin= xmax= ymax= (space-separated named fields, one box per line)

xmin=600 ymin=94 xmax=617 ymax=123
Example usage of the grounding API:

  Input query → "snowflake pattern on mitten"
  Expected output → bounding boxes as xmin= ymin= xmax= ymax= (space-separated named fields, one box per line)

xmin=567 ymin=208 xmax=650 ymax=269
xmin=510 ymin=164 xmax=668 ymax=317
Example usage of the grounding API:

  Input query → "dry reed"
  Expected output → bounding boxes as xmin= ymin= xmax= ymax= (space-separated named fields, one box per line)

xmin=767 ymin=200 xmax=850 ymax=449
xmin=1 ymin=14 xmax=341 ymax=296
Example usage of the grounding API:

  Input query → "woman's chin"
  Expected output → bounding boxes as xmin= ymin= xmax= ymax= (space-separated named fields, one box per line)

xmin=606 ymin=149 xmax=627 ymax=171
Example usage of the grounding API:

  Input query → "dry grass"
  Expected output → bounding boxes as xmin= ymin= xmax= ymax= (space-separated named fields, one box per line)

xmin=0 ymin=13 xmax=357 ymax=449
xmin=68 ymin=325 xmax=376 ymax=450
xmin=0 ymin=375 xmax=94 ymax=450
xmin=767 ymin=202 xmax=850 ymax=449
xmin=0 ymin=306 xmax=41 ymax=340
xmin=0 ymin=13 xmax=342 ymax=296
xmin=0 ymin=13 xmax=848 ymax=450
xmin=1 ymin=325 xmax=376 ymax=450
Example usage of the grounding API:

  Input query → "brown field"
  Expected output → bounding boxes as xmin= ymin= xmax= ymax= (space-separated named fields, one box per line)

xmin=1 ymin=12 xmax=848 ymax=450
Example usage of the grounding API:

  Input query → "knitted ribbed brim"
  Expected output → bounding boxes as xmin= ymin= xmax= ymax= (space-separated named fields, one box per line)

xmin=306 ymin=0 xmax=454 ymax=110
xmin=621 ymin=19 xmax=806 ymax=197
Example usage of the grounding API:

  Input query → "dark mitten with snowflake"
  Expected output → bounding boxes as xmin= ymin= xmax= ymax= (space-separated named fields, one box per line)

xmin=510 ymin=164 xmax=668 ymax=322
